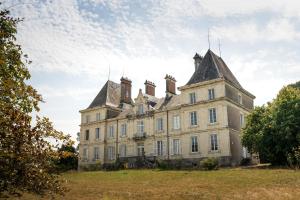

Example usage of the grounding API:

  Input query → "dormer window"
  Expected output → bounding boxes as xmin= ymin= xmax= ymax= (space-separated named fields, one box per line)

xmin=138 ymin=104 xmax=144 ymax=114
xmin=189 ymin=92 xmax=196 ymax=104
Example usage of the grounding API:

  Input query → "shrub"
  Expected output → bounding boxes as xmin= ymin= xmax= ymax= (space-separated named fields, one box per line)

xmin=157 ymin=159 xmax=169 ymax=170
xmin=200 ymin=157 xmax=219 ymax=170
xmin=240 ymin=158 xmax=252 ymax=166
xmin=287 ymin=146 xmax=300 ymax=170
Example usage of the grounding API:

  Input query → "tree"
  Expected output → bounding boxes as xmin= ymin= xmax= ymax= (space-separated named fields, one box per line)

xmin=0 ymin=6 xmax=71 ymax=197
xmin=242 ymin=84 xmax=300 ymax=166
xmin=55 ymin=144 xmax=78 ymax=172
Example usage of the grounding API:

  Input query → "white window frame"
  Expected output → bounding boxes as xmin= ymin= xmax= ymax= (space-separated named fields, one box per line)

xmin=108 ymin=146 xmax=115 ymax=160
xmin=210 ymin=134 xmax=218 ymax=151
xmin=189 ymin=92 xmax=196 ymax=104
xmin=173 ymin=139 xmax=180 ymax=155
xmin=137 ymin=121 xmax=144 ymax=135
xmin=208 ymin=88 xmax=215 ymax=100
xmin=156 ymin=118 xmax=164 ymax=131
xmin=157 ymin=141 xmax=163 ymax=156
xmin=94 ymin=147 xmax=100 ymax=160
xmin=95 ymin=128 xmax=100 ymax=140
xmin=109 ymin=125 xmax=114 ymax=138
xmin=96 ymin=113 xmax=101 ymax=121
xmin=121 ymin=123 xmax=127 ymax=136
xmin=190 ymin=111 xmax=197 ymax=126
xmin=173 ymin=115 xmax=180 ymax=130
xmin=209 ymin=108 xmax=217 ymax=124
xmin=191 ymin=136 xmax=198 ymax=153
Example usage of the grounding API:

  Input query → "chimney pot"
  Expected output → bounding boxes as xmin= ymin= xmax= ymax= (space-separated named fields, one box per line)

xmin=144 ymin=80 xmax=156 ymax=96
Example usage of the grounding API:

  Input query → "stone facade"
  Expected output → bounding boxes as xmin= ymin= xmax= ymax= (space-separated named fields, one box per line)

xmin=78 ymin=49 xmax=255 ymax=169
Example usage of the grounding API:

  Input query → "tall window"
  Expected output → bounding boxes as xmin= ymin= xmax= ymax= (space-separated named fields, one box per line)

xmin=209 ymin=108 xmax=217 ymax=123
xmin=120 ymin=144 xmax=126 ymax=157
xmin=85 ymin=130 xmax=89 ymax=140
xmin=96 ymin=113 xmax=101 ymax=121
xmin=83 ymin=148 xmax=88 ymax=160
xmin=95 ymin=128 xmax=100 ymax=140
xmin=173 ymin=139 xmax=180 ymax=155
xmin=240 ymin=114 xmax=244 ymax=126
xmin=138 ymin=104 xmax=144 ymax=114
xmin=238 ymin=94 xmax=242 ymax=104
xmin=85 ymin=115 xmax=90 ymax=123
xmin=94 ymin=147 xmax=100 ymax=160
xmin=156 ymin=118 xmax=163 ymax=131
xmin=190 ymin=111 xmax=197 ymax=126
xmin=189 ymin=92 xmax=196 ymax=104
xmin=108 ymin=146 xmax=115 ymax=160
xmin=208 ymin=89 xmax=215 ymax=100
xmin=121 ymin=123 xmax=127 ymax=136
xmin=191 ymin=136 xmax=198 ymax=152
xmin=137 ymin=121 xmax=144 ymax=135
xmin=173 ymin=115 xmax=180 ymax=130
xmin=109 ymin=125 xmax=114 ymax=138
xmin=210 ymin=134 xmax=218 ymax=151
xmin=157 ymin=141 xmax=163 ymax=156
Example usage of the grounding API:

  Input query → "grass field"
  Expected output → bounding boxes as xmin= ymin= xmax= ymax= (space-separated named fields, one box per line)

xmin=16 ymin=168 xmax=300 ymax=200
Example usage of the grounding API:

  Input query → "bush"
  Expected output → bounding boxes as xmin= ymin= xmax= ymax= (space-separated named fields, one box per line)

xmin=200 ymin=157 xmax=219 ymax=170
xmin=240 ymin=158 xmax=252 ymax=166
xmin=157 ymin=159 xmax=169 ymax=170
xmin=287 ymin=146 xmax=300 ymax=170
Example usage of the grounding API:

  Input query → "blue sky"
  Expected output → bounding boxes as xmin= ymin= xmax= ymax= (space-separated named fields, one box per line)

xmin=2 ymin=0 xmax=300 ymax=141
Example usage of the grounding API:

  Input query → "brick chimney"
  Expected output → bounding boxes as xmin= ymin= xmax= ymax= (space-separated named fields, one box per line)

xmin=193 ymin=53 xmax=203 ymax=71
xmin=165 ymin=74 xmax=176 ymax=95
xmin=144 ymin=80 xmax=156 ymax=96
xmin=120 ymin=77 xmax=132 ymax=104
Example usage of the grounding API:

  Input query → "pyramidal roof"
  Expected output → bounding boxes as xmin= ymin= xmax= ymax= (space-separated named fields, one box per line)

xmin=88 ymin=80 xmax=121 ymax=109
xmin=186 ymin=49 xmax=242 ymax=88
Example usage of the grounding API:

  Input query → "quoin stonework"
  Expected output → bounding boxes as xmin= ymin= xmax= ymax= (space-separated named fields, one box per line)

xmin=78 ymin=49 xmax=255 ymax=169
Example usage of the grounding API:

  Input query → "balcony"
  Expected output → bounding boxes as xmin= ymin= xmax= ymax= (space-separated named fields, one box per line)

xmin=133 ymin=132 xmax=147 ymax=141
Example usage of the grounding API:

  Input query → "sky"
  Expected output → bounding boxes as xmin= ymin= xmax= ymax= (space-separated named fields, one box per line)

xmin=2 ymin=0 xmax=300 ymax=142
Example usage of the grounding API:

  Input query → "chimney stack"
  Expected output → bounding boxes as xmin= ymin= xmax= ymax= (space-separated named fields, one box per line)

xmin=120 ymin=77 xmax=132 ymax=104
xmin=144 ymin=80 xmax=156 ymax=96
xmin=193 ymin=53 xmax=203 ymax=71
xmin=165 ymin=74 xmax=176 ymax=95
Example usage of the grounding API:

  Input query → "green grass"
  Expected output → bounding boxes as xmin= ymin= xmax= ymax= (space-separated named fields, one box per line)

xmin=16 ymin=168 xmax=300 ymax=200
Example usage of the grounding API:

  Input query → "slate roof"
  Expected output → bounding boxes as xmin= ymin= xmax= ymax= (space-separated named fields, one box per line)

xmin=88 ymin=80 xmax=121 ymax=109
xmin=187 ymin=49 xmax=242 ymax=88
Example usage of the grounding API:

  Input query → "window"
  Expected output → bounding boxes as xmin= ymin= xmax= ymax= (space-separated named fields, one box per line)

xmin=173 ymin=115 xmax=180 ymax=130
xmin=189 ymin=92 xmax=196 ymax=104
xmin=120 ymin=144 xmax=126 ymax=157
xmin=95 ymin=128 xmax=100 ymax=140
xmin=137 ymin=121 xmax=144 ymax=135
xmin=96 ymin=113 xmax=101 ymax=121
xmin=238 ymin=94 xmax=242 ymax=104
xmin=108 ymin=146 xmax=115 ymax=160
xmin=85 ymin=130 xmax=89 ymax=140
xmin=190 ymin=111 xmax=197 ymax=126
xmin=191 ymin=136 xmax=198 ymax=153
xmin=208 ymin=89 xmax=215 ymax=100
xmin=94 ymin=147 xmax=100 ymax=160
xmin=121 ymin=123 xmax=127 ymax=136
xmin=173 ymin=139 xmax=180 ymax=155
xmin=83 ymin=148 xmax=88 ymax=160
xmin=240 ymin=114 xmax=244 ymax=126
xmin=156 ymin=118 xmax=163 ymax=131
xmin=137 ymin=143 xmax=144 ymax=156
xmin=157 ymin=141 xmax=163 ymax=156
xmin=209 ymin=108 xmax=217 ymax=123
xmin=109 ymin=125 xmax=114 ymax=138
xmin=138 ymin=104 xmax=144 ymax=114
xmin=85 ymin=115 xmax=90 ymax=123
xmin=210 ymin=134 xmax=218 ymax=151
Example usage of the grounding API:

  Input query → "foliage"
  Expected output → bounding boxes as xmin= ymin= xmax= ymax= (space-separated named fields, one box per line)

xmin=200 ymin=157 xmax=219 ymax=170
xmin=242 ymin=84 xmax=300 ymax=166
xmin=240 ymin=158 xmax=252 ymax=166
xmin=55 ymin=144 xmax=78 ymax=172
xmin=0 ymin=6 xmax=71 ymax=197
xmin=287 ymin=146 xmax=300 ymax=169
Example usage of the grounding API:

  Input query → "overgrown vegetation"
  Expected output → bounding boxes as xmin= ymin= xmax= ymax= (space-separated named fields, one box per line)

xmin=242 ymin=82 xmax=300 ymax=167
xmin=200 ymin=157 xmax=219 ymax=170
xmin=0 ymin=6 xmax=71 ymax=198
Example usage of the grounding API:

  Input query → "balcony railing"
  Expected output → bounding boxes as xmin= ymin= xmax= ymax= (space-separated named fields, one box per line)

xmin=133 ymin=132 xmax=147 ymax=140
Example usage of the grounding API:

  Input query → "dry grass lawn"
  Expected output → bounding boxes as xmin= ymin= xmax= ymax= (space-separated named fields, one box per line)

xmin=14 ymin=168 xmax=300 ymax=200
